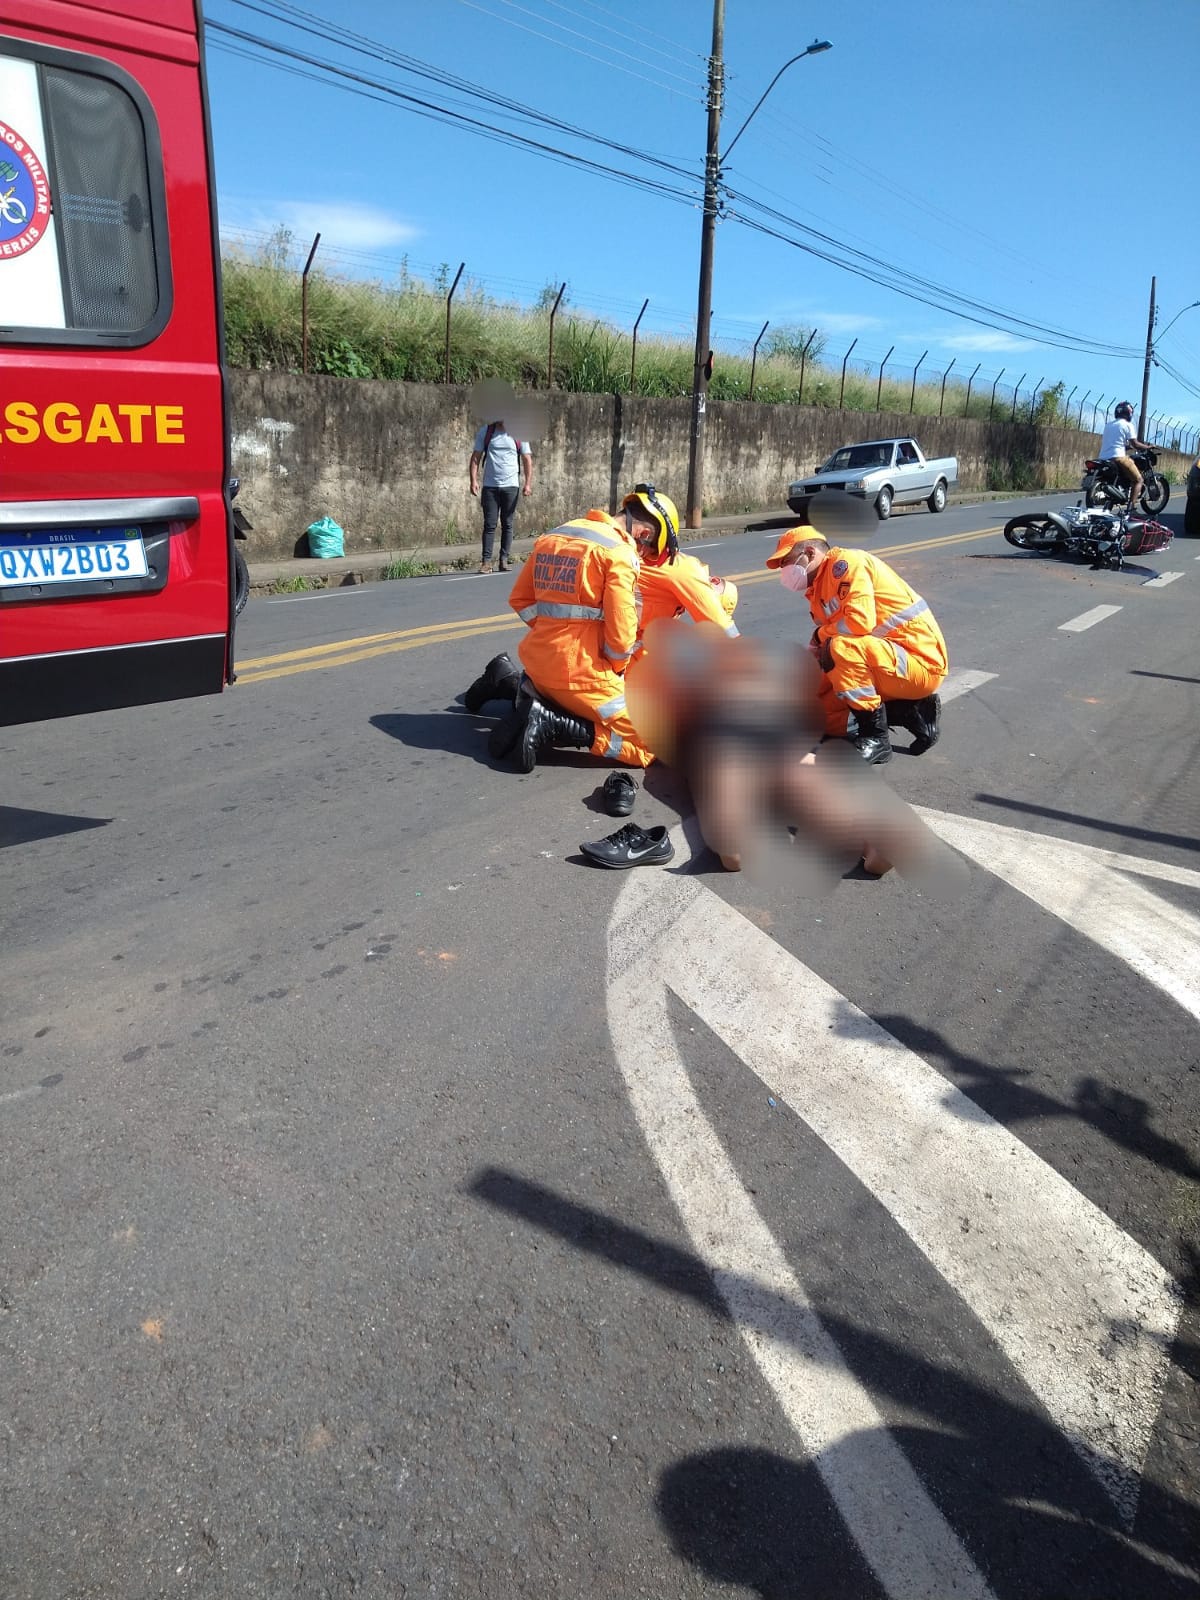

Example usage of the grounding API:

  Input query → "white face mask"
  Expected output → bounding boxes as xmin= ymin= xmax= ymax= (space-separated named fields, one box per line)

xmin=778 ymin=561 xmax=809 ymax=593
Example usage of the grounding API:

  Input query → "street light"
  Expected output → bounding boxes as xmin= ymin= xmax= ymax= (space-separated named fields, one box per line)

xmin=685 ymin=22 xmax=833 ymax=528
xmin=720 ymin=40 xmax=833 ymax=163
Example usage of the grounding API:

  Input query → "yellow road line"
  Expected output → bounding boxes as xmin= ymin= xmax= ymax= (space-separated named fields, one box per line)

xmin=236 ymin=522 xmax=1006 ymax=686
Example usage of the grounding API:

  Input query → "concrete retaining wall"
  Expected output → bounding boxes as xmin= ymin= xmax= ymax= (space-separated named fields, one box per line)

xmin=229 ymin=370 xmax=1193 ymax=561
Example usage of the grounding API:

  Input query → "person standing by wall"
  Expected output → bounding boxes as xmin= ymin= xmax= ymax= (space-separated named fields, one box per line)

xmin=469 ymin=419 xmax=533 ymax=574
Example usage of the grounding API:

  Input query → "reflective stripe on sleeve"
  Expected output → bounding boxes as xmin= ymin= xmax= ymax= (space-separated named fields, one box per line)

xmin=606 ymin=731 xmax=624 ymax=759
xmin=603 ymin=640 xmax=637 ymax=662
xmin=872 ymin=597 xmax=929 ymax=637
xmin=892 ymin=642 xmax=910 ymax=678
xmin=837 ymin=685 xmax=877 ymax=704
xmin=517 ymin=603 xmax=538 ymax=623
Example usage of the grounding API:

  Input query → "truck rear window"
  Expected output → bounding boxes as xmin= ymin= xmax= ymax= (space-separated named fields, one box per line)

xmin=0 ymin=40 xmax=170 ymax=345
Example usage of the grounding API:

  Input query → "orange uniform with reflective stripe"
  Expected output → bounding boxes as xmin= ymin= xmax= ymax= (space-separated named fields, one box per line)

xmin=637 ymin=551 xmax=740 ymax=643
xmin=807 ymin=547 xmax=948 ymax=735
xmin=508 ymin=510 xmax=653 ymax=767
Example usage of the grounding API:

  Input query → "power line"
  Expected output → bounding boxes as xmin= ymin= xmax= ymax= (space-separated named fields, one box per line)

xmin=495 ymin=0 xmax=703 ymax=72
xmin=206 ymin=27 xmax=701 ymax=206
xmin=206 ymin=4 xmax=1140 ymax=363
xmin=449 ymin=0 xmax=701 ymax=98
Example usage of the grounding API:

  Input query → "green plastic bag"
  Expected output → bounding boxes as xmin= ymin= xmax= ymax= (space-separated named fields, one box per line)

xmin=306 ymin=515 xmax=345 ymax=559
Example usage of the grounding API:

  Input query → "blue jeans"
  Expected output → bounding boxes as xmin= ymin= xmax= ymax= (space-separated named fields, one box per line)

xmin=481 ymin=486 xmax=520 ymax=562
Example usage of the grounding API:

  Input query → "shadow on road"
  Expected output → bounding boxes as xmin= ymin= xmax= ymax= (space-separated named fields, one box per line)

xmin=873 ymin=1014 xmax=1200 ymax=1188
xmin=973 ymin=792 xmax=1200 ymax=854
xmin=0 ymin=805 xmax=110 ymax=850
xmin=469 ymin=1166 xmax=1200 ymax=1599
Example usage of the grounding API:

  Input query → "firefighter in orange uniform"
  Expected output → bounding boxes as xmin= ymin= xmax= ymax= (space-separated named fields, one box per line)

xmin=766 ymin=527 xmax=947 ymax=764
xmin=628 ymin=484 xmax=740 ymax=644
xmin=494 ymin=491 xmax=660 ymax=772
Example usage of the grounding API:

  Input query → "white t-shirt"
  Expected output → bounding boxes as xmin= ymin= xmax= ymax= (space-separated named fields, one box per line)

xmin=1098 ymin=418 xmax=1134 ymax=460
xmin=473 ymin=424 xmax=532 ymax=489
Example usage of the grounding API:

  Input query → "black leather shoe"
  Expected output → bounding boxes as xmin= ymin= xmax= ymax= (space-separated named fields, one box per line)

xmin=908 ymin=693 xmax=941 ymax=755
xmin=602 ymin=772 xmax=637 ymax=817
xmin=580 ymin=823 xmax=674 ymax=870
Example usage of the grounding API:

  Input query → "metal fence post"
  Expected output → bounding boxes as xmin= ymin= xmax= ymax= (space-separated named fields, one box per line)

xmin=909 ymin=350 xmax=927 ymax=414
xmin=838 ymin=338 xmax=857 ymax=409
xmin=630 ymin=298 xmax=648 ymax=394
xmin=1092 ymin=395 xmax=1105 ymax=432
xmin=988 ymin=368 xmax=1006 ymax=420
xmin=546 ymin=282 xmax=567 ymax=389
xmin=798 ymin=328 xmax=817 ymax=405
xmin=875 ymin=345 xmax=894 ymax=411
xmin=963 ymin=362 xmax=981 ymax=417
xmin=1028 ymin=376 xmax=1044 ymax=424
xmin=301 ymin=232 xmax=320 ymax=375
xmin=1077 ymin=389 xmax=1091 ymax=430
xmin=443 ymin=261 xmax=465 ymax=384
xmin=1064 ymin=385 xmax=1077 ymax=426
xmin=1011 ymin=372 xmax=1030 ymax=425
xmin=748 ymin=319 xmax=769 ymax=400
xmin=939 ymin=358 xmax=955 ymax=417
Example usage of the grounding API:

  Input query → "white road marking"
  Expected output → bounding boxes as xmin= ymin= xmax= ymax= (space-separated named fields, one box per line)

xmin=445 ymin=572 xmax=504 ymax=582
xmin=1060 ymin=605 xmax=1123 ymax=632
xmin=264 ymin=588 xmax=369 ymax=604
xmin=607 ymin=808 xmax=1192 ymax=1579
xmin=918 ymin=807 xmax=1200 ymax=1026
xmin=685 ymin=541 xmax=723 ymax=550
xmin=608 ymin=865 xmax=998 ymax=1600
xmin=939 ymin=668 xmax=997 ymax=702
xmin=1141 ymin=571 xmax=1183 ymax=588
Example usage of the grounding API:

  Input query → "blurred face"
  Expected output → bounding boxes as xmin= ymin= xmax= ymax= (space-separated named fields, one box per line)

xmin=628 ymin=512 xmax=662 ymax=557
xmin=782 ymin=542 xmax=825 ymax=586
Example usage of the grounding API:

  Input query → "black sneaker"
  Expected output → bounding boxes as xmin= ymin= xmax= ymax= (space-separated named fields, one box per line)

xmin=602 ymin=771 xmax=638 ymax=817
xmin=580 ymin=823 xmax=674 ymax=870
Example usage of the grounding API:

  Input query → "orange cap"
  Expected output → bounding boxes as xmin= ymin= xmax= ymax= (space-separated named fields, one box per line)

xmin=765 ymin=526 xmax=810 ymax=569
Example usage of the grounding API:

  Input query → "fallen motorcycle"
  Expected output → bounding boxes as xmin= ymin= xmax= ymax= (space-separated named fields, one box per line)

xmin=1003 ymin=503 xmax=1172 ymax=571
xmin=1080 ymin=447 xmax=1169 ymax=515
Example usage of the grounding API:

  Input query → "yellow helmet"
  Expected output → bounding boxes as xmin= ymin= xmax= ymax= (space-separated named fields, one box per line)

xmin=622 ymin=482 xmax=680 ymax=561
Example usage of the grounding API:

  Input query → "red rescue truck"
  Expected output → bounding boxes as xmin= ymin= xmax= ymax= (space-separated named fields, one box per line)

xmin=1 ymin=0 xmax=232 ymax=726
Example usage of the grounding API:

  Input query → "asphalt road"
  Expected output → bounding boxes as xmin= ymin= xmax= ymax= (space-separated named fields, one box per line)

xmin=3 ymin=493 xmax=1198 ymax=1599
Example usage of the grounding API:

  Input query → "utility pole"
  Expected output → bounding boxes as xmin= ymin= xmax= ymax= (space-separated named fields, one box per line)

xmin=1138 ymin=275 xmax=1155 ymax=441
xmin=685 ymin=0 xmax=724 ymax=531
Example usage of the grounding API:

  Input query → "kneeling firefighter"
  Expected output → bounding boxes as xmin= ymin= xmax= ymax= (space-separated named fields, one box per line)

xmin=767 ymin=528 xmax=947 ymax=764
xmin=485 ymin=487 xmax=679 ymax=773
xmin=627 ymin=487 xmax=740 ymax=645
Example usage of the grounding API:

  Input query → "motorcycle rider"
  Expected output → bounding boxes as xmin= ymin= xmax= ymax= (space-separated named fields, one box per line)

xmin=767 ymin=528 xmax=947 ymax=764
xmin=1097 ymin=401 xmax=1153 ymax=510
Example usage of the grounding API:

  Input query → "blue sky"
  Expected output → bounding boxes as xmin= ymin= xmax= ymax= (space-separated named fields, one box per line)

xmin=203 ymin=0 xmax=1200 ymax=442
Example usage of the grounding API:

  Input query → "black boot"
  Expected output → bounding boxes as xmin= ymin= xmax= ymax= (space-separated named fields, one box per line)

xmin=464 ymin=652 xmax=521 ymax=714
xmin=516 ymin=695 xmax=594 ymax=773
xmin=908 ymin=693 xmax=941 ymax=755
xmin=487 ymin=676 xmax=535 ymax=760
xmin=850 ymin=703 xmax=892 ymax=764
xmin=886 ymin=695 xmax=940 ymax=754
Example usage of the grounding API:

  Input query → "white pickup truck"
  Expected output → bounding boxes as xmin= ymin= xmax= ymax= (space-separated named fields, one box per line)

xmin=788 ymin=437 xmax=958 ymax=521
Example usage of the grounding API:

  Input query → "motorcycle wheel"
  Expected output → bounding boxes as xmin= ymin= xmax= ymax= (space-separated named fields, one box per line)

xmin=1003 ymin=514 xmax=1060 ymax=552
xmin=234 ymin=548 xmax=249 ymax=617
xmin=1084 ymin=481 xmax=1115 ymax=509
xmin=1139 ymin=474 xmax=1169 ymax=515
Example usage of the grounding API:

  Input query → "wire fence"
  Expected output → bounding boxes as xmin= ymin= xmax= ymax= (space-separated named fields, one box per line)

xmin=218 ymin=228 xmax=1200 ymax=456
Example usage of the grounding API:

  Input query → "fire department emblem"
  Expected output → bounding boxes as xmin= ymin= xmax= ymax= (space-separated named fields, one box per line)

xmin=0 ymin=123 xmax=51 ymax=259
xmin=832 ymin=558 xmax=849 ymax=577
